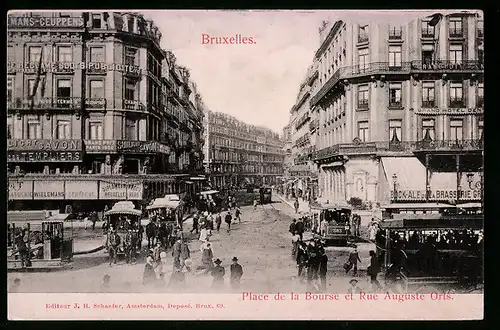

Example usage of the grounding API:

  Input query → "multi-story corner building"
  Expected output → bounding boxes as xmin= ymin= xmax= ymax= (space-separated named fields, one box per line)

xmin=203 ymin=111 xmax=285 ymax=188
xmin=300 ymin=11 xmax=483 ymax=208
xmin=286 ymin=63 xmax=321 ymax=200
xmin=7 ymin=11 xmax=205 ymax=213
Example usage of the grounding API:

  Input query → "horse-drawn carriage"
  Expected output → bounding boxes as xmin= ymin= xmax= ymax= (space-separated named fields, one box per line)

xmin=104 ymin=201 xmax=142 ymax=256
xmin=145 ymin=194 xmax=184 ymax=249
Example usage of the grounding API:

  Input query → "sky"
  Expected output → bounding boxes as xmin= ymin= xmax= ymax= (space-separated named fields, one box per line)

xmin=145 ymin=10 xmax=480 ymax=134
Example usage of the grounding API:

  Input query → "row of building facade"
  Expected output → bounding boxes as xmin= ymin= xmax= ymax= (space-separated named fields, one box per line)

xmin=7 ymin=11 xmax=207 ymax=213
xmin=283 ymin=11 xmax=484 ymax=209
xmin=203 ymin=111 xmax=285 ymax=189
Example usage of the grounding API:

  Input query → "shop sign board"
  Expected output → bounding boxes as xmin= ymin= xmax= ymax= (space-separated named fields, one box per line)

xmin=33 ymin=181 xmax=65 ymax=200
xmin=65 ymin=181 xmax=99 ymax=200
xmin=8 ymin=180 xmax=33 ymax=200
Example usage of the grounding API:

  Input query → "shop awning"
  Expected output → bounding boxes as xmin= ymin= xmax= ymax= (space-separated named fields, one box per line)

xmin=381 ymin=203 xmax=453 ymax=209
xmin=380 ymin=157 xmax=482 ymax=202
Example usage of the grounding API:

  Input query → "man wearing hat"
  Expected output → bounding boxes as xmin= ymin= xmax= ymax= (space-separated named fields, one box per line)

xmin=107 ymin=229 xmax=121 ymax=266
xmin=125 ymin=229 xmax=134 ymax=264
xmin=348 ymin=278 xmax=362 ymax=294
xmin=224 ymin=211 xmax=232 ymax=233
xmin=211 ymin=258 xmax=226 ymax=289
xmin=230 ymin=257 xmax=243 ymax=289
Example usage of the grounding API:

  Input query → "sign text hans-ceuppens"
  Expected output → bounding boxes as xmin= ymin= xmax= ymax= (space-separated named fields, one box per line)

xmin=8 ymin=15 xmax=85 ymax=28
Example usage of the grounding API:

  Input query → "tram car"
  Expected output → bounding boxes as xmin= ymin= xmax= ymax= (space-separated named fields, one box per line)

xmin=104 ymin=201 xmax=142 ymax=256
xmin=259 ymin=186 xmax=272 ymax=204
xmin=310 ymin=204 xmax=351 ymax=246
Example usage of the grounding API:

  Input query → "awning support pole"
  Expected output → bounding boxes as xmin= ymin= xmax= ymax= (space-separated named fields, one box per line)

xmin=425 ymin=154 xmax=431 ymax=202
xmin=456 ymin=155 xmax=461 ymax=205
xmin=384 ymin=229 xmax=391 ymax=268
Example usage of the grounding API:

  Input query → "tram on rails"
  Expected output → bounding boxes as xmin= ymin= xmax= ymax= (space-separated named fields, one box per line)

xmin=104 ymin=201 xmax=142 ymax=257
xmin=377 ymin=203 xmax=483 ymax=292
xmin=259 ymin=186 xmax=272 ymax=204
xmin=310 ymin=204 xmax=351 ymax=246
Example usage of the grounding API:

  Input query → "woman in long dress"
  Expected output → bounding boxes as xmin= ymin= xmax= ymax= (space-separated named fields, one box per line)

xmin=369 ymin=222 xmax=379 ymax=241
xmin=201 ymin=241 xmax=214 ymax=272
xmin=143 ymin=255 xmax=157 ymax=286
xmin=199 ymin=223 xmax=208 ymax=242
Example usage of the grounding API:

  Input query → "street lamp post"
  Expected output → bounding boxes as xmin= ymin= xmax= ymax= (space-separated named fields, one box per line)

xmin=392 ymin=173 xmax=398 ymax=203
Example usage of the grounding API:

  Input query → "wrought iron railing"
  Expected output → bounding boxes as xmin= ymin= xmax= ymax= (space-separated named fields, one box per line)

xmin=8 ymin=97 xmax=82 ymax=110
xmin=421 ymin=28 xmax=435 ymax=38
xmin=358 ymin=34 xmax=369 ymax=43
xmin=85 ymin=98 xmax=106 ymax=109
xmin=310 ymin=60 xmax=483 ymax=106
xmin=312 ymin=139 xmax=484 ymax=161
xmin=449 ymin=28 xmax=463 ymax=38
xmin=123 ymin=99 xmax=146 ymax=111
xmin=449 ymin=98 xmax=465 ymax=108
xmin=422 ymin=100 xmax=436 ymax=108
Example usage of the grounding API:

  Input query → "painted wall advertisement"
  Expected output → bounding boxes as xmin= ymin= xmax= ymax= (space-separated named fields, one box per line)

xmin=33 ymin=181 xmax=65 ymax=200
xmin=65 ymin=181 xmax=99 ymax=200
xmin=99 ymin=181 xmax=143 ymax=200
xmin=8 ymin=181 xmax=33 ymax=200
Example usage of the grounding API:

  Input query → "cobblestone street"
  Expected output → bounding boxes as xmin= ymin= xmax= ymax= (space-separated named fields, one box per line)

xmin=8 ymin=197 xmax=376 ymax=294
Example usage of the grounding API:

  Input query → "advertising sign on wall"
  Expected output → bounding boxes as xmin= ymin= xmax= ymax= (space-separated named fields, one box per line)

xmin=33 ymin=181 xmax=65 ymax=200
xmin=8 ymin=139 xmax=83 ymax=151
xmin=8 ymin=151 xmax=82 ymax=162
xmin=8 ymin=180 xmax=33 ymax=200
xmin=65 ymin=181 xmax=99 ymax=200
xmin=99 ymin=181 xmax=143 ymax=200
xmin=84 ymin=140 xmax=117 ymax=153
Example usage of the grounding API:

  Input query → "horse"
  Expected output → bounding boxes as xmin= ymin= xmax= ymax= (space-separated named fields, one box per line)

xmin=145 ymin=222 xmax=157 ymax=249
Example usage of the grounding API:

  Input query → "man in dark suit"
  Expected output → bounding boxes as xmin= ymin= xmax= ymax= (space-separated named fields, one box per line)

xmin=230 ymin=257 xmax=243 ymax=289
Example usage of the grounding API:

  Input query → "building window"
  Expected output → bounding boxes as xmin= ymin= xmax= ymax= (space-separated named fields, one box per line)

xmin=422 ymin=81 xmax=435 ymax=107
xmin=125 ymin=79 xmax=136 ymax=100
xmin=422 ymin=119 xmax=435 ymax=140
xmin=358 ymin=121 xmax=369 ymax=142
xmin=450 ymin=119 xmax=463 ymax=141
xmin=422 ymin=44 xmax=435 ymax=67
xmin=478 ymin=48 xmax=484 ymax=67
xmin=56 ymin=79 xmax=72 ymax=98
xmin=89 ymin=122 xmax=103 ymax=140
xmin=389 ymin=25 xmax=402 ymax=39
xmin=478 ymin=119 xmax=483 ymax=139
xmin=477 ymin=82 xmax=484 ymax=107
xmin=388 ymin=45 xmax=402 ymax=68
xmin=478 ymin=20 xmax=484 ymax=38
xmin=357 ymin=84 xmax=369 ymax=109
xmin=92 ymin=14 xmax=102 ymax=28
xmin=57 ymin=120 xmax=71 ymax=139
xmin=89 ymin=80 xmax=104 ymax=98
xmin=7 ymin=77 xmax=13 ymax=103
xmin=389 ymin=120 xmax=402 ymax=142
xmin=57 ymin=46 xmax=72 ymax=62
xmin=27 ymin=79 xmax=44 ymax=99
xmin=125 ymin=117 xmax=138 ymax=140
xmin=8 ymin=46 xmax=15 ymax=62
xmin=449 ymin=17 xmax=463 ymax=37
xmin=28 ymin=46 xmax=42 ymax=63
xmin=449 ymin=44 xmax=463 ymax=65
xmin=125 ymin=47 xmax=138 ymax=67
xmin=358 ymin=25 xmax=369 ymax=43
xmin=421 ymin=20 xmax=435 ymax=38
xmin=7 ymin=123 xmax=12 ymax=139
xmin=28 ymin=120 xmax=41 ymax=139
xmin=449 ymin=82 xmax=464 ymax=108
xmin=90 ymin=46 xmax=105 ymax=62
xmin=358 ymin=48 xmax=369 ymax=71
xmin=389 ymin=82 xmax=402 ymax=108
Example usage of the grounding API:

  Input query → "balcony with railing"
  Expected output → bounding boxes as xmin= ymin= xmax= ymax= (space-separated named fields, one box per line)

xmin=422 ymin=100 xmax=436 ymax=108
xmin=357 ymin=99 xmax=369 ymax=110
xmin=389 ymin=27 xmax=402 ymax=40
xmin=410 ymin=60 xmax=483 ymax=71
xmin=477 ymin=96 xmax=484 ymax=108
xmin=313 ymin=138 xmax=483 ymax=161
xmin=310 ymin=60 xmax=483 ymax=107
xmin=309 ymin=119 xmax=319 ymax=131
xmin=123 ymin=99 xmax=146 ymax=111
xmin=449 ymin=28 xmax=463 ymax=38
xmin=8 ymin=97 xmax=82 ymax=111
xmin=85 ymin=98 xmax=106 ymax=110
xmin=449 ymin=98 xmax=465 ymax=108
xmin=421 ymin=28 xmax=435 ymax=39
xmin=358 ymin=33 xmax=369 ymax=44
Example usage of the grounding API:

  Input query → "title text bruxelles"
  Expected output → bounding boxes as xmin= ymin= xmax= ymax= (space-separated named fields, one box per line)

xmin=202 ymin=34 xmax=256 ymax=45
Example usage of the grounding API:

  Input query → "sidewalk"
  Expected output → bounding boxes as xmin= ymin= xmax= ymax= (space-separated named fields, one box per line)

xmin=275 ymin=194 xmax=310 ymax=214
